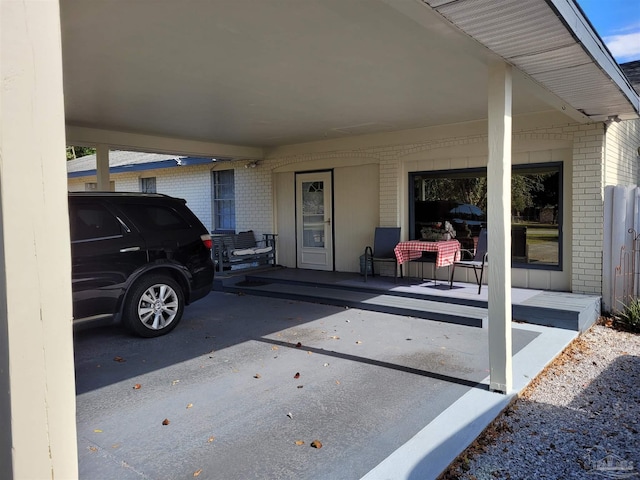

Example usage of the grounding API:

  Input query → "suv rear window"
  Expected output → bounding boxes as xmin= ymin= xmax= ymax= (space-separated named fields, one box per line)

xmin=124 ymin=204 xmax=191 ymax=231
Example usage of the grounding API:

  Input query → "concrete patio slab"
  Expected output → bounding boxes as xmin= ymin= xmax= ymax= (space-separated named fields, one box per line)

xmin=75 ymin=290 xmax=576 ymax=480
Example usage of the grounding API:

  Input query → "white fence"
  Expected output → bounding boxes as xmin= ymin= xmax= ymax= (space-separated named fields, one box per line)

xmin=603 ymin=185 xmax=640 ymax=312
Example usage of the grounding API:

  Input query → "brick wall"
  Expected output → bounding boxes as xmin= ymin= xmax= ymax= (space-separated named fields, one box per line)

xmin=571 ymin=124 xmax=605 ymax=295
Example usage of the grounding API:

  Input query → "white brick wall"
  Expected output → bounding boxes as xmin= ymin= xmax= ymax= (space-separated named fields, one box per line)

xmin=571 ymin=124 xmax=605 ymax=295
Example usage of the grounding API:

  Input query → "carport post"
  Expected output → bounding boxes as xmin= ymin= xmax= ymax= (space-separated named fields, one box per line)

xmin=96 ymin=144 xmax=111 ymax=190
xmin=0 ymin=2 xmax=79 ymax=479
xmin=487 ymin=62 xmax=513 ymax=394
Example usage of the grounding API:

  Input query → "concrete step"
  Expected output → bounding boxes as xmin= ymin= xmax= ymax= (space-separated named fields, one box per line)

xmin=218 ymin=277 xmax=487 ymax=328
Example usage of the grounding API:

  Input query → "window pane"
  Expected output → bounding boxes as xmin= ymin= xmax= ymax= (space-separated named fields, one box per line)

xmin=140 ymin=177 xmax=157 ymax=193
xmin=124 ymin=205 xmax=190 ymax=230
xmin=410 ymin=163 xmax=562 ymax=269
xmin=70 ymin=204 xmax=123 ymax=241
xmin=212 ymin=170 xmax=235 ymax=231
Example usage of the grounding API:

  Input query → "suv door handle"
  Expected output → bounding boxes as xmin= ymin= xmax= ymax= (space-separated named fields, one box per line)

xmin=120 ymin=246 xmax=141 ymax=252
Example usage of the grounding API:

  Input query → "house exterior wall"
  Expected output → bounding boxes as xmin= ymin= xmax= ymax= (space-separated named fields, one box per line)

xmin=67 ymin=114 xmax=638 ymax=297
xmin=263 ymin=114 xmax=605 ymax=293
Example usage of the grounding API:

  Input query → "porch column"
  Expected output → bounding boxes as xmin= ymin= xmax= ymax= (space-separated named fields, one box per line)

xmin=0 ymin=1 xmax=78 ymax=479
xmin=96 ymin=143 xmax=111 ymax=190
xmin=487 ymin=62 xmax=513 ymax=394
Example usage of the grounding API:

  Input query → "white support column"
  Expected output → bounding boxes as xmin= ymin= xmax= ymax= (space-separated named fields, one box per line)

xmin=487 ymin=62 xmax=513 ymax=394
xmin=0 ymin=1 xmax=78 ymax=479
xmin=96 ymin=144 xmax=111 ymax=190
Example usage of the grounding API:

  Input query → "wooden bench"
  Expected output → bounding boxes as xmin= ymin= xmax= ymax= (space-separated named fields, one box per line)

xmin=212 ymin=230 xmax=277 ymax=272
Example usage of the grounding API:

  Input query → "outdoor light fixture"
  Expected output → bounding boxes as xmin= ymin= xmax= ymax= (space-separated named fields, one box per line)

xmin=605 ymin=115 xmax=622 ymax=125
xmin=244 ymin=161 xmax=259 ymax=169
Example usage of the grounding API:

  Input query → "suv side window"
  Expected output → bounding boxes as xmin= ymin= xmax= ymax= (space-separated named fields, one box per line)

xmin=70 ymin=203 xmax=124 ymax=241
xmin=124 ymin=204 xmax=191 ymax=231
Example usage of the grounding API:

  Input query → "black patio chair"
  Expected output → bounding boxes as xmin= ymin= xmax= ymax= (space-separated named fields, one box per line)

xmin=364 ymin=227 xmax=401 ymax=283
xmin=449 ymin=228 xmax=488 ymax=294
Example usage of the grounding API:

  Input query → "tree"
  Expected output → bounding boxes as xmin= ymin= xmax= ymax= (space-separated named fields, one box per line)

xmin=66 ymin=146 xmax=95 ymax=160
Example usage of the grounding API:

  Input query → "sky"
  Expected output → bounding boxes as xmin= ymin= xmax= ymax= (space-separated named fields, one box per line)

xmin=576 ymin=0 xmax=640 ymax=63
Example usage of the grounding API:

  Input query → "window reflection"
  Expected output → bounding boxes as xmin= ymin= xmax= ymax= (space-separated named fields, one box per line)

xmin=410 ymin=163 xmax=562 ymax=268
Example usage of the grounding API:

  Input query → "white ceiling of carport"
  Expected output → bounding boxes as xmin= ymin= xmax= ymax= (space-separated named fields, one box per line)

xmin=60 ymin=0 xmax=638 ymax=152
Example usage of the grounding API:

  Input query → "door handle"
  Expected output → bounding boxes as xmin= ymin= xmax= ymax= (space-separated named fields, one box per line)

xmin=120 ymin=246 xmax=141 ymax=252
xmin=325 ymin=218 xmax=331 ymax=225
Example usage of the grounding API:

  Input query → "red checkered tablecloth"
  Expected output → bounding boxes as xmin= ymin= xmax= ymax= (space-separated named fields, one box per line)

xmin=394 ymin=240 xmax=461 ymax=268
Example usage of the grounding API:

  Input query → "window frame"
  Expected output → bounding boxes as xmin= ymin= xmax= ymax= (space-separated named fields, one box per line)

xmin=211 ymin=169 xmax=235 ymax=233
xmin=408 ymin=161 xmax=563 ymax=271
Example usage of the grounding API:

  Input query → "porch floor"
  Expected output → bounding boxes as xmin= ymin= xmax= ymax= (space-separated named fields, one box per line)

xmin=215 ymin=266 xmax=601 ymax=332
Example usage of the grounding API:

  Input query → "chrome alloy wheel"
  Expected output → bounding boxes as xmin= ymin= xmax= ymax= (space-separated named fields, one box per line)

xmin=137 ymin=283 xmax=179 ymax=331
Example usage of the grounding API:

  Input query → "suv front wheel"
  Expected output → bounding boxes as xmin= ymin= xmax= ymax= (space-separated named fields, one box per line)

xmin=123 ymin=274 xmax=185 ymax=337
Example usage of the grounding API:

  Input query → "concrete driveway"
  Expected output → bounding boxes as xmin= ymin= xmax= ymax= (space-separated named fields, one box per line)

xmin=75 ymin=290 xmax=574 ymax=480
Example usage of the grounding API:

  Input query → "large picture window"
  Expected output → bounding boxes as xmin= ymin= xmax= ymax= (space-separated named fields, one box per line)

xmin=409 ymin=162 xmax=562 ymax=269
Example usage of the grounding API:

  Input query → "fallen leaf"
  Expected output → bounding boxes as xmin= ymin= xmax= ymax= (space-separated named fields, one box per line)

xmin=93 ymin=429 xmax=103 ymax=433
xmin=172 ymin=380 xmax=180 ymax=386
xmin=311 ymin=440 xmax=323 ymax=449
xmin=272 ymin=346 xmax=279 ymax=351
xmin=162 ymin=418 xmax=170 ymax=426
xmin=295 ymin=342 xmax=302 ymax=348
xmin=193 ymin=469 xmax=203 ymax=477
xmin=330 ymin=336 xmax=340 ymax=340
xmin=111 ymin=444 xmax=120 ymax=449
xmin=294 ymin=372 xmax=300 ymax=379
xmin=186 ymin=403 xmax=193 ymax=409
xmin=335 ymin=380 xmax=341 ymax=385
xmin=307 ymin=351 xmax=312 ymax=355
xmin=287 ymin=412 xmax=293 ymax=419
xmin=207 ymin=436 xmax=215 ymax=443
xmin=133 ymin=384 xmax=142 ymax=390
xmin=89 ymin=446 xmax=98 ymax=452
xmin=113 ymin=356 xmax=126 ymax=363
xmin=254 ymin=374 xmax=262 ymax=379
xmin=295 ymin=440 xmax=305 ymax=446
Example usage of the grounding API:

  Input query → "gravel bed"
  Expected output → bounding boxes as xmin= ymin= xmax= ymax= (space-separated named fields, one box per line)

xmin=440 ymin=322 xmax=640 ymax=480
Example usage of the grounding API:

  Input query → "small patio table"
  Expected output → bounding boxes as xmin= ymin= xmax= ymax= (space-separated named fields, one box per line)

xmin=394 ymin=239 xmax=461 ymax=282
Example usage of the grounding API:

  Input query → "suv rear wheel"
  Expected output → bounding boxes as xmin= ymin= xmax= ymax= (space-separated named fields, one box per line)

xmin=123 ymin=275 xmax=185 ymax=337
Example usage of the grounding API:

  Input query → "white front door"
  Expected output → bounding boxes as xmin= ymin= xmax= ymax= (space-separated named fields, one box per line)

xmin=296 ymin=171 xmax=333 ymax=270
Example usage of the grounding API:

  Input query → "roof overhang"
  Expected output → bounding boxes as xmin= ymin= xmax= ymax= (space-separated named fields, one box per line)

xmin=60 ymin=0 xmax=639 ymax=155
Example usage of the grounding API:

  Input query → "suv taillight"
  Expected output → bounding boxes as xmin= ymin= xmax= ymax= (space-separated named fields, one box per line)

xmin=201 ymin=234 xmax=212 ymax=250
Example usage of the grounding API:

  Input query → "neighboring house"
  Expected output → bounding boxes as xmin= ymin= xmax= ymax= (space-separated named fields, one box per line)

xmin=67 ymin=151 xmax=228 ymax=232
xmin=621 ymin=60 xmax=640 ymax=95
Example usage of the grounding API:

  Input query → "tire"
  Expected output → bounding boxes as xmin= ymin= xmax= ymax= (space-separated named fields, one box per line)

xmin=123 ymin=274 xmax=185 ymax=337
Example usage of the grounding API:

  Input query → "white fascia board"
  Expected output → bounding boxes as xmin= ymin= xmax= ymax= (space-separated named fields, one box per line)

xmin=547 ymin=0 xmax=640 ymax=117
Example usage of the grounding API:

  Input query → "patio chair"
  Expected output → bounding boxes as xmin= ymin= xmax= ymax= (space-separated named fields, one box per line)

xmin=449 ymin=228 xmax=488 ymax=294
xmin=364 ymin=227 xmax=401 ymax=283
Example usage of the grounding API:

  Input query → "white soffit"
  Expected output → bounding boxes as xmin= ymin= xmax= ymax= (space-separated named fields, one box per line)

xmin=424 ymin=0 xmax=640 ymax=120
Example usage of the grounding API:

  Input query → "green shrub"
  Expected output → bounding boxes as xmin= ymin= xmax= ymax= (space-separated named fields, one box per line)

xmin=615 ymin=297 xmax=640 ymax=332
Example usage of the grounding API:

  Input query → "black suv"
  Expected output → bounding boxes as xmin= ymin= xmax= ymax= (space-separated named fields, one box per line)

xmin=69 ymin=192 xmax=215 ymax=337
